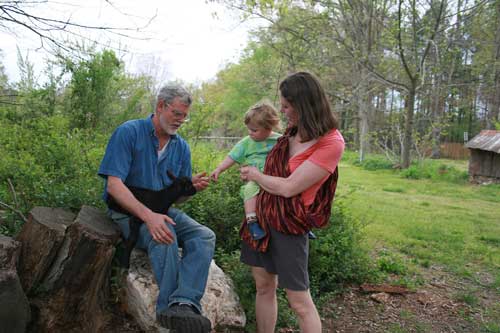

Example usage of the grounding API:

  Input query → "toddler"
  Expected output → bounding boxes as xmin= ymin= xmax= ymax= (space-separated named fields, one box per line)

xmin=211 ymin=101 xmax=281 ymax=240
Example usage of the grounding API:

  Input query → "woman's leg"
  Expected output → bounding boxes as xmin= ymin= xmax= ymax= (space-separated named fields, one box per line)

xmin=285 ymin=289 xmax=321 ymax=333
xmin=252 ymin=266 xmax=278 ymax=333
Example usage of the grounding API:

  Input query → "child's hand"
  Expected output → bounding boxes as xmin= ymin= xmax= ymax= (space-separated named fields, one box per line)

xmin=240 ymin=165 xmax=259 ymax=182
xmin=210 ymin=169 xmax=220 ymax=182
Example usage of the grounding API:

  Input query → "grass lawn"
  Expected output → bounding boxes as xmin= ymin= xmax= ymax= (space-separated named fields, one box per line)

xmin=337 ymin=160 xmax=500 ymax=278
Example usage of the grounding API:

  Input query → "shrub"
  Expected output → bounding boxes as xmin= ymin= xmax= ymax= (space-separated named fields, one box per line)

xmin=309 ymin=200 xmax=373 ymax=296
xmin=377 ymin=250 xmax=408 ymax=275
xmin=0 ymin=115 xmax=107 ymax=236
xmin=400 ymin=160 xmax=468 ymax=183
xmin=354 ymin=155 xmax=395 ymax=171
xmin=179 ymin=167 xmax=244 ymax=253
xmin=345 ymin=151 xmax=395 ymax=171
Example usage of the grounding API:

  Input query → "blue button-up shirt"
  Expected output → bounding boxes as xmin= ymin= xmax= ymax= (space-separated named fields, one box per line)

xmin=98 ymin=114 xmax=192 ymax=201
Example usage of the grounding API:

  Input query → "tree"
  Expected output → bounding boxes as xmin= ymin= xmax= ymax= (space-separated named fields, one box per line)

xmin=63 ymin=50 xmax=124 ymax=129
xmin=327 ymin=0 xmax=391 ymax=161
xmin=0 ymin=50 xmax=8 ymax=89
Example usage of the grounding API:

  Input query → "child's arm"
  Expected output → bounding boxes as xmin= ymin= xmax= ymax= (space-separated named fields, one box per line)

xmin=211 ymin=156 xmax=236 ymax=182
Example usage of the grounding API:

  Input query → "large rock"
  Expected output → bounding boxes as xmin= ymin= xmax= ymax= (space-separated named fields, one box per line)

xmin=125 ymin=249 xmax=246 ymax=332
xmin=0 ymin=236 xmax=30 ymax=333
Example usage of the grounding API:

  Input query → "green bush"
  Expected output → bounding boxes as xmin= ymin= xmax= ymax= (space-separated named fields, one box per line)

xmin=179 ymin=167 xmax=244 ymax=253
xmin=353 ymin=155 xmax=395 ymax=171
xmin=343 ymin=151 xmax=395 ymax=171
xmin=400 ymin=160 xmax=468 ymax=183
xmin=309 ymin=200 xmax=373 ymax=296
xmin=377 ymin=250 xmax=408 ymax=275
xmin=340 ymin=150 xmax=358 ymax=163
xmin=0 ymin=115 xmax=107 ymax=236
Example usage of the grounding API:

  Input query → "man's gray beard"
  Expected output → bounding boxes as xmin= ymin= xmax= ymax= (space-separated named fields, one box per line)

xmin=160 ymin=114 xmax=177 ymax=135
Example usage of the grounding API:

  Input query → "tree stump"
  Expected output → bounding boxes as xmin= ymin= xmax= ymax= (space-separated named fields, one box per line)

xmin=16 ymin=206 xmax=121 ymax=332
xmin=16 ymin=207 xmax=76 ymax=294
xmin=0 ymin=235 xmax=30 ymax=333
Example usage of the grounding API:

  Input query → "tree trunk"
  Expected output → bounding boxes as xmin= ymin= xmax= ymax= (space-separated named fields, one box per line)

xmin=358 ymin=92 xmax=370 ymax=162
xmin=402 ymin=87 xmax=416 ymax=168
xmin=16 ymin=206 xmax=121 ymax=332
xmin=487 ymin=0 xmax=500 ymax=129
xmin=431 ymin=75 xmax=446 ymax=159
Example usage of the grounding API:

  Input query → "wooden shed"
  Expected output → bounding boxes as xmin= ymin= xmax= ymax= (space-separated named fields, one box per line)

xmin=465 ymin=130 xmax=500 ymax=183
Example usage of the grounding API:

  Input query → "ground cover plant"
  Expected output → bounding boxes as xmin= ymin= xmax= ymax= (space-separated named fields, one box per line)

xmin=329 ymin=155 xmax=500 ymax=332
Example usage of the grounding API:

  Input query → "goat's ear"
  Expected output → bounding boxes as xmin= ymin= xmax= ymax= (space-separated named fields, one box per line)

xmin=166 ymin=170 xmax=176 ymax=180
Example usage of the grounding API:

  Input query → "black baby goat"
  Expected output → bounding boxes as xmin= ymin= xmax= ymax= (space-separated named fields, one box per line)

xmin=107 ymin=171 xmax=197 ymax=268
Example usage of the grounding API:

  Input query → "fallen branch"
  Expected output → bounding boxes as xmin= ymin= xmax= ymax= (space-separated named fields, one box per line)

xmin=360 ymin=283 xmax=413 ymax=295
xmin=0 ymin=200 xmax=28 ymax=223
xmin=7 ymin=179 xmax=19 ymax=208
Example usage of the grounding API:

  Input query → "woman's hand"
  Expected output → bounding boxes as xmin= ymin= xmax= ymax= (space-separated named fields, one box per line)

xmin=240 ymin=165 xmax=260 ymax=182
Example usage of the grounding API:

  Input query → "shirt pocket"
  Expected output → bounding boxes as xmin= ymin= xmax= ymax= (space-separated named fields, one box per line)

xmin=159 ymin=161 xmax=183 ymax=185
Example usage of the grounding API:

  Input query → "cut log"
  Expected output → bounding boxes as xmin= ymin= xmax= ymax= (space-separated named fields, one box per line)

xmin=0 ymin=234 xmax=21 ymax=271
xmin=27 ymin=206 xmax=121 ymax=332
xmin=0 ymin=271 xmax=31 ymax=333
xmin=15 ymin=207 xmax=76 ymax=294
xmin=0 ymin=236 xmax=30 ymax=333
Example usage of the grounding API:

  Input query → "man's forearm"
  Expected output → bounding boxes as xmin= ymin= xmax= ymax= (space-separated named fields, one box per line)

xmin=107 ymin=176 xmax=153 ymax=221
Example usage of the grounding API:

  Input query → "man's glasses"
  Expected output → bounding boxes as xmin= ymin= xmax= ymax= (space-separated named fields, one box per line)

xmin=164 ymin=105 xmax=190 ymax=122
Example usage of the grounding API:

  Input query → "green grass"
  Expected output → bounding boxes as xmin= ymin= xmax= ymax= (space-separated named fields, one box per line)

xmin=337 ymin=160 xmax=500 ymax=276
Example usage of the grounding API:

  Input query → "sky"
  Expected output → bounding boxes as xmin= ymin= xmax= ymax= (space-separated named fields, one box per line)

xmin=0 ymin=0 xmax=263 ymax=84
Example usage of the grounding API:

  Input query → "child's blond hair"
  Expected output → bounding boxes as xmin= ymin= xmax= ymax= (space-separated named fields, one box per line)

xmin=244 ymin=100 xmax=281 ymax=131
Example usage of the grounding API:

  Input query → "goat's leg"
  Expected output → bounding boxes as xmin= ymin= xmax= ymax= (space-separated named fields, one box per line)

xmin=119 ymin=217 xmax=141 ymax=268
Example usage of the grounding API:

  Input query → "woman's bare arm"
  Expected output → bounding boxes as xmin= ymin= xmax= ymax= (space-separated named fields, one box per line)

xmin=240 ymin=160 xmax=329 ymax=198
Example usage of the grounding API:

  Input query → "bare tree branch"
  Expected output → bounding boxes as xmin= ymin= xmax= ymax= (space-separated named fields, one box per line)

xmin=0 ymin=200 xmax=28 ymax=223
xmin=0 ymin=0 xmax=156 ymax=55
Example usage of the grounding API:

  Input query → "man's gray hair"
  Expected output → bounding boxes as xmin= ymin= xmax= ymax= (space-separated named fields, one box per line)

xmin=157 ymin=84 xmax=192 ymax=106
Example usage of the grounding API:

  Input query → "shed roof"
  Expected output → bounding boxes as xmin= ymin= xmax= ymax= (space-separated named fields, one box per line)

xmin=465 ymin=130 xmax=500 ymax=153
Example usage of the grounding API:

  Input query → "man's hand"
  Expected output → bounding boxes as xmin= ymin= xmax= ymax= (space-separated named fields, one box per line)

xmin=192 ymin=172 xmax=210 ymax=192
xmin=145 ymin=211 xmax=176 ymax=244
xmin=210 ymin=168 xmax=221 ymax=182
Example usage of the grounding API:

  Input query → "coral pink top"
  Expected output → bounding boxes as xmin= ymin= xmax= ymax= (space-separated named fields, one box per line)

xmin=289 ymin=129 xmax=345 ymax=206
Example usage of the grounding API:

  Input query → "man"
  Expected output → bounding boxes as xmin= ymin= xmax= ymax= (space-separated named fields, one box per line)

xmin=98 ymin=84 xmax=215 ymax=333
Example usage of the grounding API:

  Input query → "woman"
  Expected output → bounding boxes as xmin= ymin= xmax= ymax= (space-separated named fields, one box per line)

xmin=240 ymin=71 xmax=345 ymax=332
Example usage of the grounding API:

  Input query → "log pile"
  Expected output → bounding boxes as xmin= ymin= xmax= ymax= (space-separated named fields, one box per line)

xmin=15 ymin=206 xmax=121 ymax=332
xmin=1 ymin=205 xmax=246 ymax=332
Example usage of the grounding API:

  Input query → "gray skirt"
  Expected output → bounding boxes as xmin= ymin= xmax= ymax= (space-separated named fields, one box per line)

xmin=240 ymin=227 xmax=309 ymax=291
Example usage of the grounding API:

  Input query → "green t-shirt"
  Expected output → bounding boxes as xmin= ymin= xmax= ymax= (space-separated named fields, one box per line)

xmin=228 ymin=132 xmax=281 ymax=171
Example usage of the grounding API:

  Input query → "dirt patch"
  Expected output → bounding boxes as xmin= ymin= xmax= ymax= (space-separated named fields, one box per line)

xmin=100 ymin=265 xmax=499 ymax=332
xmin=321 ymin=266 xmax=499 ymax=333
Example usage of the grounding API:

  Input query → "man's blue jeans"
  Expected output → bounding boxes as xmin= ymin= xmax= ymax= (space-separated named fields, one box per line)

xmin=109 ymin=208 xmax=216 ymax=315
